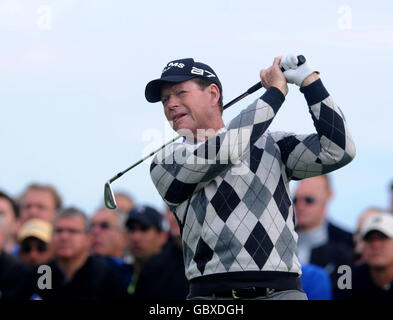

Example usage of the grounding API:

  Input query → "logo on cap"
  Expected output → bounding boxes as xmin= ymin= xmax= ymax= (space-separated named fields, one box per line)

xmin=145 ymin=58 xmax=221 ymax=103
xmin=162 ymin=62 xmax=185 ymax=74
xmin=191 ymin=67 xmax=216 ymax=78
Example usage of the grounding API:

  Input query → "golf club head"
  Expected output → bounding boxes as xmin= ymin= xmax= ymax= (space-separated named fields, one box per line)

xmin=104 ymin=181 xmax=117 ymax=210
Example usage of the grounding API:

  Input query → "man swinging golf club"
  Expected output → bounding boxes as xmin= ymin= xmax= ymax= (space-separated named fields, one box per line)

xmin=146 ymin=55 xmax=356 ymax=300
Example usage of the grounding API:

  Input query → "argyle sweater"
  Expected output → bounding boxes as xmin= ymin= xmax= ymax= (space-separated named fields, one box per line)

xmin=150 ymin=79 xmax=356 ymax=297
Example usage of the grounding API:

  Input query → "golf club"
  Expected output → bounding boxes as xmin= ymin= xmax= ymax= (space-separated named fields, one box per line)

xmin=104 ymin=55 xmax=306 ymax=209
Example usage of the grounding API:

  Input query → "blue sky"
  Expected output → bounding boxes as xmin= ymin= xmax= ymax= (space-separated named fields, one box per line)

xmin=1 ymin=0 xmax=392 ymax=232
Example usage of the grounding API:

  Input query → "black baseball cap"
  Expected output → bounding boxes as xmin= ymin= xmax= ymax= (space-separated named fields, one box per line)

xmin=125 ymin=205 xmax=164 ymax=231
xmin=145 ymin=58 xmax=222 ymax=103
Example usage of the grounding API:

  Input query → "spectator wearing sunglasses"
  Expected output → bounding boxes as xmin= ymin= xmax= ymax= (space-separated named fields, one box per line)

xmin=26 ymin=207 xmax=128 ymax=300
xmin=90 ymin=207 xmax=130 ymax=286
xmin=293 ymin=175 xmax=354 ymax=298
xmin=17 ymin=219 xmax=53 ymax=267
xmin=125 ymin=205 xmax=168 ymax=297
xmin=90 ymin=207 xmax=127 ymax=258
xmin=337 ymin=212 xmax=393 ymax=300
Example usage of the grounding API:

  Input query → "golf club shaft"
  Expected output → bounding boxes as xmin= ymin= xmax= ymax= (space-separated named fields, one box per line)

xmin=108 ymin=82 xmax=263 ymax=183
xmin=109 ymin=135 xmax=182 ymax=183
xmin=107 ymin=54 xmax=306 ymax=183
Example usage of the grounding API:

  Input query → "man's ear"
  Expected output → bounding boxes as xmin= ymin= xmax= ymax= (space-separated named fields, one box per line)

xmin=208 ymin=83 xmax=220 ymax=106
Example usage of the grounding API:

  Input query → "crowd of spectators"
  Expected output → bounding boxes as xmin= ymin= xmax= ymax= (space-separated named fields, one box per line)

xmin=1 ymin=177 xmax=392 ymax=300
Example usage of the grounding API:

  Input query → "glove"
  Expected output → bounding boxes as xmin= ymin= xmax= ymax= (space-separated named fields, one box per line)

xmin=280 ymin=54 xmax=319 ymax=87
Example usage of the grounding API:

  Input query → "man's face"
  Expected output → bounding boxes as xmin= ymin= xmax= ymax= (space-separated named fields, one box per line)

xmin=353 ymin=209 xmax=381 ymax=265
xmin=52 ymin=216 xmax=90 ymax=260
xmin=90 ymin=209 xmax=125 ymax=257
xmin=363 ymin=231 xmax=393 ymax=269
xmin=19 ymin=237 xmax=52 ymax=267
xmin=161 ymin=80 xmax=220 ymax=137
xmin=126 ymin=222 xmax=166 ymax=262
xmin=20 ymin=189 xmax=57 ymax=224
xmin=0 ymin=197 xmax=16 ymax=250
xmin=293 ymin=176 xmax=331 ymax=232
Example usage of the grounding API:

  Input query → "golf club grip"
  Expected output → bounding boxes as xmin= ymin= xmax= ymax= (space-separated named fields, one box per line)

xmin=247 ymin=82 xmax=263 ymax=94
xmin=280 ymin=54 xmax=306 ymax=73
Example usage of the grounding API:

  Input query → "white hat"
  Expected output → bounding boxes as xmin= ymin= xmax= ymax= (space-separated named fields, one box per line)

xmin=360 ymin=212 xmax=393 ymax=240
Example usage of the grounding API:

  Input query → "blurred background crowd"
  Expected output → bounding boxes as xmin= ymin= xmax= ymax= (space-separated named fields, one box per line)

xmin=1 ymin=175 xmax=393 ymax=300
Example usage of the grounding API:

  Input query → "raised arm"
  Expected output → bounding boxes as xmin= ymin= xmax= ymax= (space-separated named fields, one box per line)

xmin=150 ymin=85 xmax=285 ymax=205
xmin=274 ymin=77 xmax=356 ymax=180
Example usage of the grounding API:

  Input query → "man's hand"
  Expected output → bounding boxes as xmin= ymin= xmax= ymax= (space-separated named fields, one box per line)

xmin=260 ymin=57 xmax=288 ymax=96
xmin=280 ymin=54 xmax=319 ymax=87
xmin=300 ymin=72 xmax=319 ymax=87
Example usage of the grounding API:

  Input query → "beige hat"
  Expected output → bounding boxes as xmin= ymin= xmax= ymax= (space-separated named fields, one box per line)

xmin=360 ymin=212 xmax=393 ymax=240
xmin=18 ymin=219 xmax=53 ymax=243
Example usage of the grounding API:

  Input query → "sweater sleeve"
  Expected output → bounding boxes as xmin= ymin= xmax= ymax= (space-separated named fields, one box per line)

xmin=150 ymin=87 xmax=285 ymax=205
xmin=273 ymin=79 xmax=356 ymax=180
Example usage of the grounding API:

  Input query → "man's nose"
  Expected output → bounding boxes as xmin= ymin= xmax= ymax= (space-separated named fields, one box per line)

xmin=166 ymin=94 xmax=180 ymax=110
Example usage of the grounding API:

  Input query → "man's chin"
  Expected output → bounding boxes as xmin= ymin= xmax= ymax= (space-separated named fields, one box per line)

xmin=176 ymin=127 xmax=196 ymax=140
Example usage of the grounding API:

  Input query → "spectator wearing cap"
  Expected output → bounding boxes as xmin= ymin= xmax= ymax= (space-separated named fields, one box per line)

xmin=337 ymin=212 xmax=393 ymax=300
xmin=18 ymin=219 xmax=53 ymax=267
xmin=125 ymin=205 xmax=168 ymax=296
xmin=133 ymin=206 xmax=189 ymax=300
xmin=352 ymin=207 xmax=382 ymax=266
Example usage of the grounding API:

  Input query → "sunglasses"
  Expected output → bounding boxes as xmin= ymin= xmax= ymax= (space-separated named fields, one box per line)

xmin=20 ymin=242 xmax=48 ymax=254
xmin=292 ymin=196 xmax=316 ymax=205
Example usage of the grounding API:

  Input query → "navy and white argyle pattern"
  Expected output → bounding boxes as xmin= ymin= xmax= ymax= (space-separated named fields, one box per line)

xmin=150 ymin=79 xmax=356 ymax=288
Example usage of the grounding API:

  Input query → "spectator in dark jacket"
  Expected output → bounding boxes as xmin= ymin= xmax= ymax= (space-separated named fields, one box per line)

xmin=0 ymin=190 xmax=31 ymax=300
xmin=28 ymin=207 xmax=127 ymax=300
xmin=133 ymin=207 xmax=189 ymax=300
xmin=293 ymin=174 xmax=354 ymax=297
xmin=337 ymin=212 xmax=393 ymax=300
xmin=125 ymin=205 xmax=168 ymax=297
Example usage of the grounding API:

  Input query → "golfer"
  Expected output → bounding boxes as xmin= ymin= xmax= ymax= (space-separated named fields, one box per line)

xmin=146 ymin=55 xmax=356 ymax=300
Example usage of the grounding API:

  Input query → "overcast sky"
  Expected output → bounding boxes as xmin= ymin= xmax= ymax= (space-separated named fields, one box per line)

xmin=1 ymin=0 xmax=392 ymax=231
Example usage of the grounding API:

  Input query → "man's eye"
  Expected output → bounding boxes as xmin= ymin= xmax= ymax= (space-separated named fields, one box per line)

xmin=177 ymin=90 xmax=186 ymax=96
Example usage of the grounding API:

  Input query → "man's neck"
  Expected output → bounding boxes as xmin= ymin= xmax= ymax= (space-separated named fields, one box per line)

xmin=370 ymin=264 xmax=393 ymax=288
xmin=57 ymin=252 xmax=89 ymax=281
xmin=181 ymin=119 xmax=225 ymax=143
